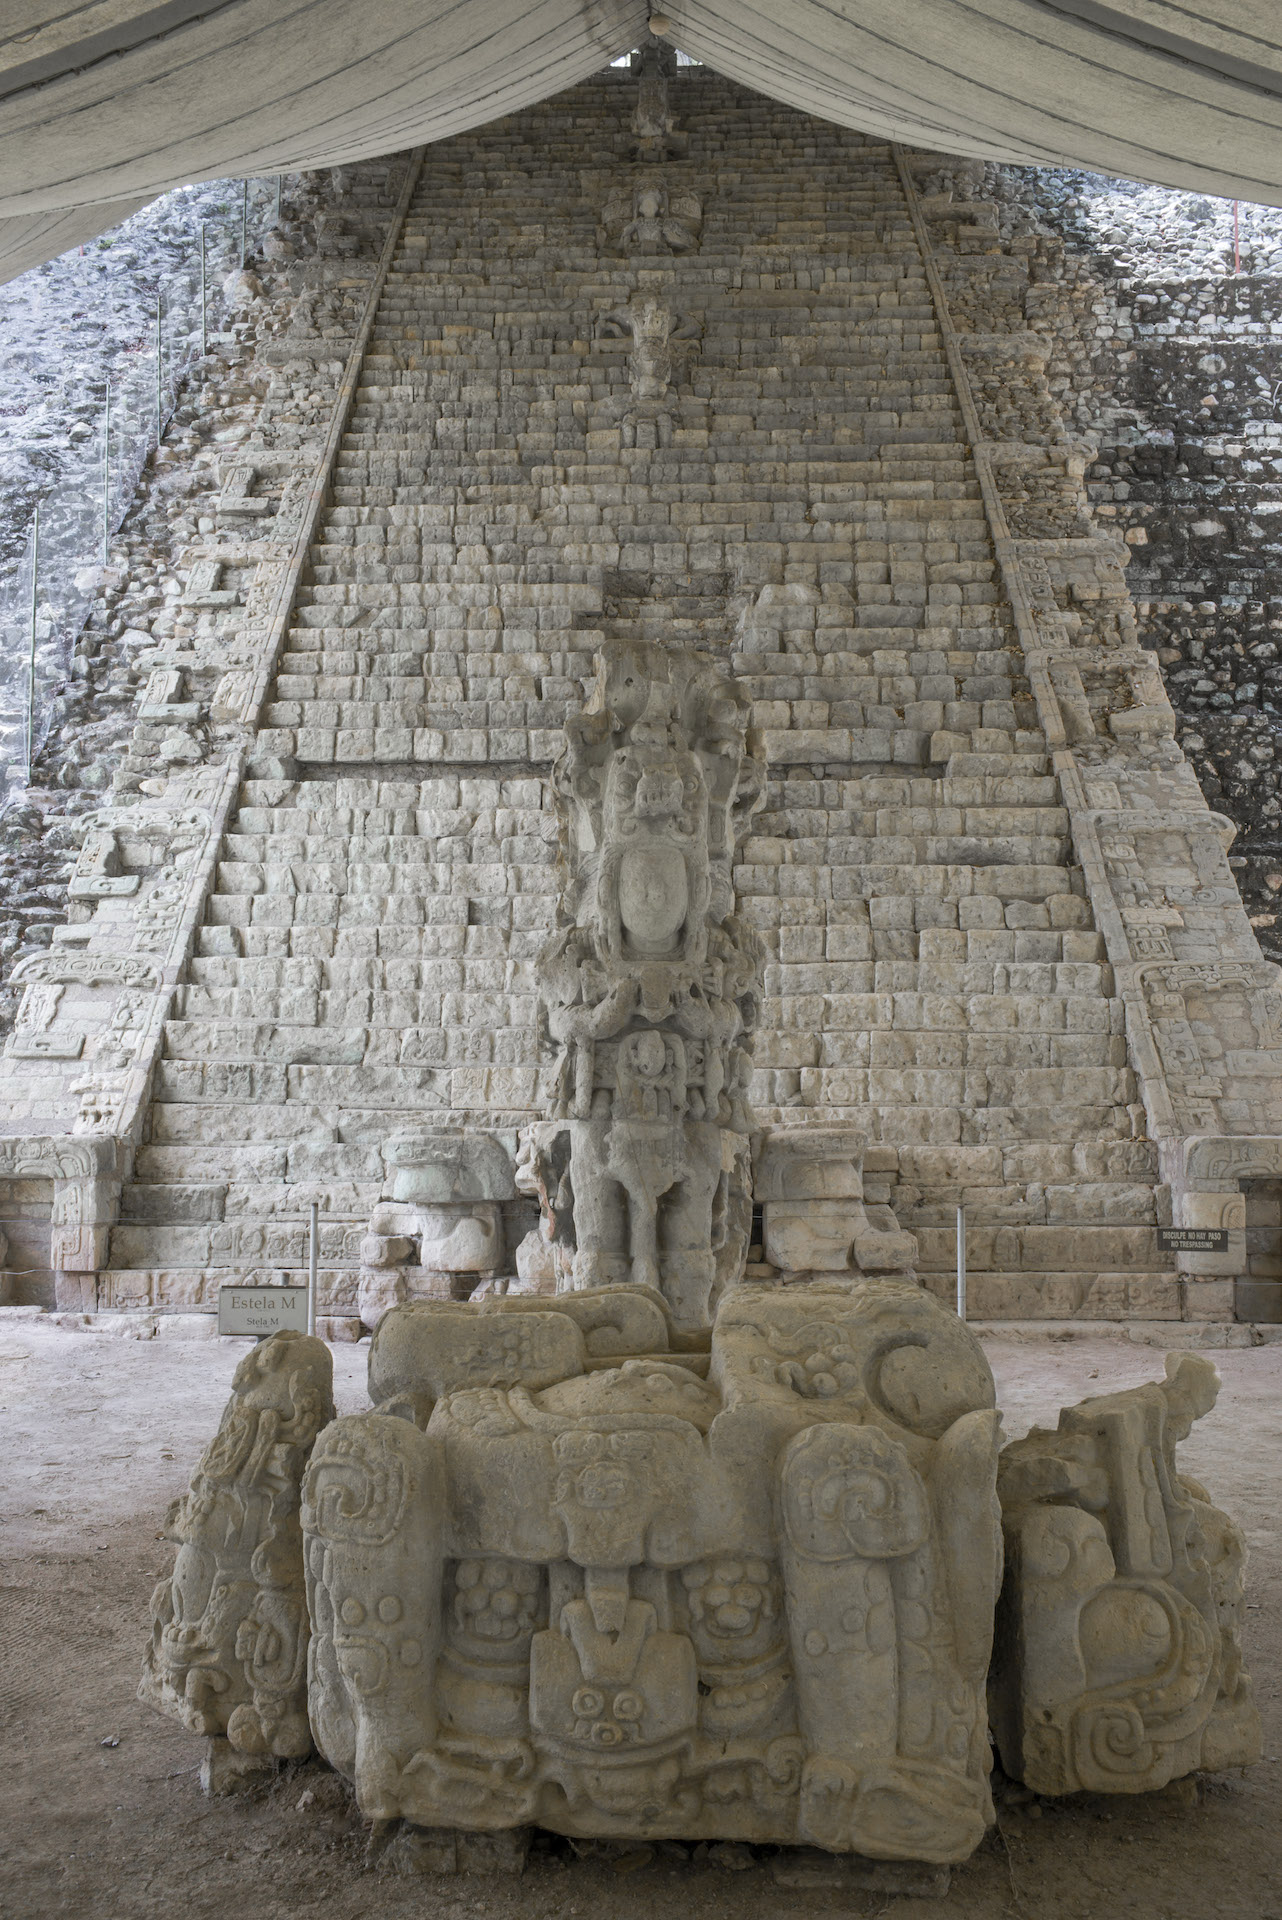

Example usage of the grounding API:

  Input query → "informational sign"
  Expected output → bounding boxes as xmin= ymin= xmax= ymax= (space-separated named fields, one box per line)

xmin=218 ymin=1284 xmax=310 ymax=1337
xmin=1157 ymin=1227 xmax=1230 ymax=1254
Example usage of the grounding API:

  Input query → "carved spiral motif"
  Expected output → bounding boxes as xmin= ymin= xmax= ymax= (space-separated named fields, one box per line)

xmin=1070 ymin=1700 xmax=1155 ymax=1782
xmin=302 ymin=1423 xmax=409 ymax=1547
xmin=781 ymin=1425 xmax=930 ymax=1562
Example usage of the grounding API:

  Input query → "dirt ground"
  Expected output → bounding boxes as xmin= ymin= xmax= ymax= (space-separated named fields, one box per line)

xmin=0 ymin=1319 xmax=1278 ymax=1920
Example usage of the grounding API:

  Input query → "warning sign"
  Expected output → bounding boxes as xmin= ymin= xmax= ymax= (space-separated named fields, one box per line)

xmin=1157 ymin=1228 xmax=1230 ymax=1254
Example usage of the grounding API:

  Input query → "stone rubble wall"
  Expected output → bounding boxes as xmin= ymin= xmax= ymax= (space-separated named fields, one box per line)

xmin=1 ymin=71 xmax=1279 ymax=1324
xmin=0 ymin=174 xmax=380 ymax=991
xmin=0 ymin=153 xmax=420 ymax=1298
xmin=977 ymin=168 xmax=1282 ymax=962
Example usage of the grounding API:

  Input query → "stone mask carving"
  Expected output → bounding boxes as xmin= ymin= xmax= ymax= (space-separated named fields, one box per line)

xmin=599 ymin=299 xmax=701 ymax=404
xmin=537 ymin=641 xmax=765 ymax=1330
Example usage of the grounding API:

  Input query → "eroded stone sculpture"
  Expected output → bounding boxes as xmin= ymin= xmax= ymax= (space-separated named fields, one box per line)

xmin=536 ymin=639 xmax=764 ymax=1331
xmin=992 ymin=1352 xmax=1261 ymax=1794
xmin=600 ymin=179 xmax=702 ymax=254
xmin=300 ymin=1280 xmax=1002 ymax=1860
xmin=139 ymin=1330 xmax=334 ymax=1757
xmin=630 ymin=41 xmax=685 ymax=160
xmin=756 ymin=1129 xmax=920 ymax=1281
xmin=599 ymin=299 xmax=701 ymax=405
xmin=359 ymin=1132 xmax=516 ymax=1327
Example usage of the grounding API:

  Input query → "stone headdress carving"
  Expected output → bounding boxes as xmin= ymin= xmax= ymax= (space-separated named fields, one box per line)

xmin=536 ymin=640 xmax=765 ymax=1331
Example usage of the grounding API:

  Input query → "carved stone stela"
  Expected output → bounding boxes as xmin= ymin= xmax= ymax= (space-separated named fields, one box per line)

xmin=141 ymin=642 xmax=1259 ymax=1863
xmin=536 ymin=639 xmax=764 ymax=1331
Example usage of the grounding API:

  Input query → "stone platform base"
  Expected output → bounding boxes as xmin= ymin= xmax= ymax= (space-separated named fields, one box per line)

xmin=12 ymin=1305 xmax=1282 ymax=1351
xmin=973 ymin=1319 xmax=1282 ymax=1349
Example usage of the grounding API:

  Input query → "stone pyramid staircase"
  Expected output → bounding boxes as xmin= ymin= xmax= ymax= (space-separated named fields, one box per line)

xmin=104 ymin=72 xmax=1170 ymax=1320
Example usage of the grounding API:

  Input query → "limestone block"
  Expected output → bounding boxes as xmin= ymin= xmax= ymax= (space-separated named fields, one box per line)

xmin=416 ymin=1203 xmax=503 ymax=1273
xmin=200 ymin=1736 xmax=277 ymax=1796
xmin=295 ymin=1280 xmax=1000 ymax=1862
xmin=139 ymin=1331 xmax=334 ymax=1758
xmin=388 ymin=1131 xmax=516 ymax=1203
xmin=368 ymin=1299 xmax=588 ymax=1414
xmin=766 ymin=1198 xmax=864 ymax=1272
xmin=755 ymin=1128 xmax=867 ymax=1200
xmin=991 ymin=1353 xmax=1261 ymax=1795
xmin=758 ymin=1128 xmax=918 ymax=1277
xmin=515 ymin=1225 xmax=558 ymax=1288
xmin=358 ymin=1265 xmax=407 ymax=1331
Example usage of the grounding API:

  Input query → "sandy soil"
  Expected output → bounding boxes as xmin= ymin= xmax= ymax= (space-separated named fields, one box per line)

xmin=0 ymin=1320 xmax=1278 ymax=1920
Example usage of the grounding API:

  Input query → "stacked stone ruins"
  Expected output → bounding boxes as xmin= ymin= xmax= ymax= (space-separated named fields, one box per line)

xmin=140 ymin=643 xmax=1259 ymax=1861
xmin=0 ymin=76 xmax=1268 ymax=1316
xmin=3 ymin=57 xmax=1281 ymax=1330
xmin=0 ymin=48 xmax=1255 ymax=1857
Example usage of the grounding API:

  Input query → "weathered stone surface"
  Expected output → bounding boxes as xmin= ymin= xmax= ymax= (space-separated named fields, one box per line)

xmin=139 ymin=1330 xmax=334 ymax=1756
xmin=756 ymin=1129 xmax=919 ymax=1278
xmin=537 ymin=639 xmax=764 ymax=1332
xmin=10 ymin=77 xmax=1282 ymax=1328
xmin=992 ymin=1352 xmax=1261 ymax=1794
xmin=299 ymin=1281 xmax=1002 ymax=1860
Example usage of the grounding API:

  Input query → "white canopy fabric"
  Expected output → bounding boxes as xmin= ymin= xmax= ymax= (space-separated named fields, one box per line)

xmin=2 ymin=0 xmax=1282 ymax=283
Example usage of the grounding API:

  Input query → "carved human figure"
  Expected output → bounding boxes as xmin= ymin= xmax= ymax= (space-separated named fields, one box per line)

xmin=631 ymin=41 xmax=681 ymax=154
xmin=599 ymin=299 xmax=700 ymax=404
xmin=538 ymin=641 xmax=764 ymax=1330
xmin=600 ymin=180 xmax=703 ymax=254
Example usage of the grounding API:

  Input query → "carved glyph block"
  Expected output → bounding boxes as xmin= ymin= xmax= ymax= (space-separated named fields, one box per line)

xmin=992 ymin=1353 xmax=1260 ymax=1795
xmin=139 ymin=1332 xmax=335 ymax=1757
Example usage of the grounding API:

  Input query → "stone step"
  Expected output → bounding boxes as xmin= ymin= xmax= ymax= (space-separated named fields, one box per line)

xmin=101 ymin=82 xmax=1157 ymax=1315
xmin=156 ymin=1015 xmax=1123 ymax=1074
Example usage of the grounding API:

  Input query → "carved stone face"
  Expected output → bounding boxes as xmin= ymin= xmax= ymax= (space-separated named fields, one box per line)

xmin=618 ymin=846 xmax=688 ymax=951
xmin=603 ymin=740 xmax=707 ymax=961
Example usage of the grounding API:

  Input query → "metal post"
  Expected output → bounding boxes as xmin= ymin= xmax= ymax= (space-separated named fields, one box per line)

xmin=241 ymin=179 xmax=248 ymax=267
xmin=26 ymin=506 xmax=39 ymax=781
xmin=155 ymin=289 xmax=163 ymax=445
xmin=200 ymin=223 xmax=207 ymax=357
xmin=274 ymin=173 xmax=282 ymax=225
xmin=1233 ymin=199 xmax=1241 ymax=275
xmin=956 ymin=1202 xmax=967 ymax=1321
xmin=308 ymin=1200 xmax=319 ymax=1337
xmin=101 ymin=386 xmax=110 ymax=563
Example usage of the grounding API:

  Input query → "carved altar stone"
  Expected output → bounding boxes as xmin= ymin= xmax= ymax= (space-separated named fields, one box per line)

xmin=302 ymin=1280 xmax=1004 ymax=1860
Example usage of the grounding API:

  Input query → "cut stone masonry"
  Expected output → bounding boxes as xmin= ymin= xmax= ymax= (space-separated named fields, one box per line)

xmin=1 ymin=68 xmax=1279 ymax=1325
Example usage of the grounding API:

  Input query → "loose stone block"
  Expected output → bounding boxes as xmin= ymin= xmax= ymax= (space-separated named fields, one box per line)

xmin=992 ymin=1353 xmax=1261 ymax=1794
